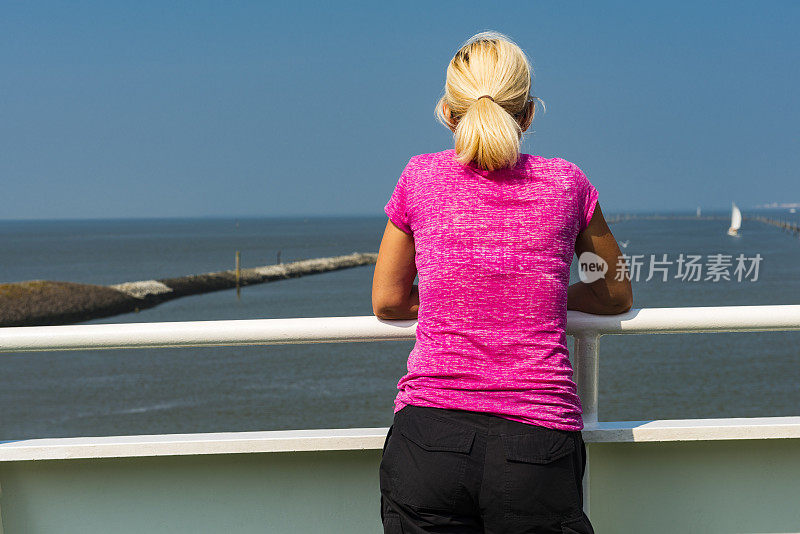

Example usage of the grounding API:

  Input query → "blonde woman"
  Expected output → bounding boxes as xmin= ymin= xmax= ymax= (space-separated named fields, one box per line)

xmin=373 ymin=32 xmax=631 ymax=533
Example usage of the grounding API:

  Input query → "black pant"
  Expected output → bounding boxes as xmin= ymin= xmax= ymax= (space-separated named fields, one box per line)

xmin=379 ymin=404 xmax=594 ymax=533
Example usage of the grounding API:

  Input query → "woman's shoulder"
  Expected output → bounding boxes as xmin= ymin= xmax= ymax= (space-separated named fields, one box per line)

xmin=404 ymin=149 xmax=458 ymax=167
xmin=395 ymin=150 xmax=462 ymax=182
xmin=515 ymin=155 xmax=596 ymax=203
xmin=523 ymin=153 xmax=584 ymax=174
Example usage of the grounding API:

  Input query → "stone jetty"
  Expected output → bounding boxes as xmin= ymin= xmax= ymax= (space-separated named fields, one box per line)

xmin=0 ymin=252 xmax=378 ymax=327
xmin=747 ymin=215 xmax=800 ymax=238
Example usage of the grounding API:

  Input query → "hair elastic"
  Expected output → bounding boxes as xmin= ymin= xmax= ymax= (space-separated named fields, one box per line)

xmin=477 ymin=95 xmax=495 ymax=102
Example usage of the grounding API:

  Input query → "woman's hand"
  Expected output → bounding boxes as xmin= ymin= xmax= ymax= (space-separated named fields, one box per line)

xmin=372 ymin=220 xmax=419 ymax=320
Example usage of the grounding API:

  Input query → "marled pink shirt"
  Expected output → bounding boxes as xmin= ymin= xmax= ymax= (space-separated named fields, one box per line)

xmin=384 ymin=149 xmax=599 ymax=431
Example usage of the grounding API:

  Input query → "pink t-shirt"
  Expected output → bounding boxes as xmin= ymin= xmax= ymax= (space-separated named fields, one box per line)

xmin=384 ymin=149 xmax=599 ymax=431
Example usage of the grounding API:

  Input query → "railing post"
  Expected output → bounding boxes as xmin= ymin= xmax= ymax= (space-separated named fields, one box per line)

xmin=574 ymin=334 xmax=600 ymax=425
xmin=573 ymin=333 xmax=600 ymax=519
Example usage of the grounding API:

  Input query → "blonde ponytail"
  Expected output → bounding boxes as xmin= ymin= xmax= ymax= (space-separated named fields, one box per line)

xmin=435 ymin=32 xmax=536 ymax=171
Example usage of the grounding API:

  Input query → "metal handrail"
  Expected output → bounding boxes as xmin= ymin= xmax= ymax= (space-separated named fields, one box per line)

xmin=2 ymin=304 xmax=799 ymax=424
xmin=566 ymin=304 xmax=800 ymax=423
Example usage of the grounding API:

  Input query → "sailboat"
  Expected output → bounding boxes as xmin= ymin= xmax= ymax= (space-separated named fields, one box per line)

xmin=696 ymin=206 xmax=701 ymax=218
xmin=727 ymin=202 xmax=741 ymax=236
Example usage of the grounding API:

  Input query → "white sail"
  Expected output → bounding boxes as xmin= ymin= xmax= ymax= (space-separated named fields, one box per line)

xmin=731 ymin=203 xmax=742 ymax=230
xmin=727 ymin=202 xmax=742 ymax=236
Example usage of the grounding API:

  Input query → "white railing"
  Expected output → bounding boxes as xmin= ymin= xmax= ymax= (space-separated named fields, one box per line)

xmin=567 ymin=304 xmax=800 ymax=423
xmin=1 ymin=305 xmax=799 ymax=425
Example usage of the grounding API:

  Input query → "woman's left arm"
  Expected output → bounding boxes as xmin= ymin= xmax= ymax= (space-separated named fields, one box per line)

xmin=372 ymin=219 xmax=419 ymax=320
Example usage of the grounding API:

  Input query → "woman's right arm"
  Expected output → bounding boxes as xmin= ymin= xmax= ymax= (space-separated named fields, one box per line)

xmin=567 ymin=203 xmax=633 ymax=315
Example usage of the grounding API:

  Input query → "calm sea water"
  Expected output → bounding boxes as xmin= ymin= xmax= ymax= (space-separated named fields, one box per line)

xmin=1 ymin=211 xmax=798 ymax=440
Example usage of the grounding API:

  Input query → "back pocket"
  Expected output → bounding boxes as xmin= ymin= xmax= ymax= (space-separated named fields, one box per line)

xmin=501 ymin=427 xmax=582 ymax=520
xmin=384 ymin=410 xmax=476 ymax=511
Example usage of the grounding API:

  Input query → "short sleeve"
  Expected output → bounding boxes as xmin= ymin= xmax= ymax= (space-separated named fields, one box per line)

xmin=383 ymin=160 xmax=413 ymax=235
xmin=574 ymin=165 xmax=599 ymax=234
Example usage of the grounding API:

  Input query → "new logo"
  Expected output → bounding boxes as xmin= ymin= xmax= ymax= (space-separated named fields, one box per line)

xmin=578 ymin=252 xmax=608 ymax=283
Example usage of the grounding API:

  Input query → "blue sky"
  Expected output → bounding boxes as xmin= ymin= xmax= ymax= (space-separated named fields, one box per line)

xmin=1 ymin=1 xmax=798 ymax=219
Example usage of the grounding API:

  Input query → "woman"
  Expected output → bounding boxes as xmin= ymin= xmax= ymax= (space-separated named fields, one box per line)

xmin=372 ymin=31 xmax=632 ymax=534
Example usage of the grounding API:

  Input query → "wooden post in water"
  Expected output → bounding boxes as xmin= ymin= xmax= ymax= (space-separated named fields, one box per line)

xmin=235 ymin=250 xmax=241 ymax=299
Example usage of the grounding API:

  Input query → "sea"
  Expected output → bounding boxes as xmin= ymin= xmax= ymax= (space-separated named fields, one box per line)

xmin=1 ymin=210 xmax=799 ymax=441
